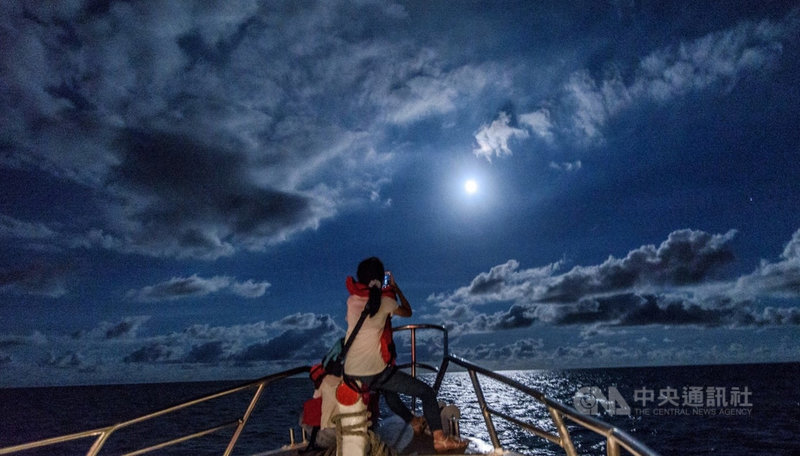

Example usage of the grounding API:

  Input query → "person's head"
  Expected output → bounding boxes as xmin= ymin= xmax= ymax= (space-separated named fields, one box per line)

xmin=356 ymin=256 xmax=385 ymax=286
xmin=357 ymin=257 xmax=385 ymax=317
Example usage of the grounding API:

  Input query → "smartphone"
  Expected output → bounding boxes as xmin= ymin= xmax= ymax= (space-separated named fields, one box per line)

xmin=383 ymin=271 xmax=392 ymax=288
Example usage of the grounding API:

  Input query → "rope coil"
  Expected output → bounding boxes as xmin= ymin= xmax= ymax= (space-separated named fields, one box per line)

xmin=324 ymin=410 xmax=396 ymax=456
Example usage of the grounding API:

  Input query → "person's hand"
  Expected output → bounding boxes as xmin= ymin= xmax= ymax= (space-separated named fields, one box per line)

xmin=392 ymin=278 xmax=412 ymax=317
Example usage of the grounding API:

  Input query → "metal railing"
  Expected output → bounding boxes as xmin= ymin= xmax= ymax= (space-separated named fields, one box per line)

xmin=392 ymin=323 xmax=660 ymax=456
xmin=0 ymin=366 xmax=310 ymax=456
xmin=1 ymin=323 xmax=660 ymax=456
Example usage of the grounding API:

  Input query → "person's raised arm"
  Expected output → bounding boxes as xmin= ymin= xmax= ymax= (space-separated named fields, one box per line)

xmin=392 ymin=280 xmax=412 ymax=317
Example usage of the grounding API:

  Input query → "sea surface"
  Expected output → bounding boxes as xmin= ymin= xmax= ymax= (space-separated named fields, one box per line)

xmin=1 ymin=362 xmax=797 ymax=455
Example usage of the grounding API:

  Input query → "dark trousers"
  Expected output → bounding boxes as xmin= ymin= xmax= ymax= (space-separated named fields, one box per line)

xmin=355 ymin=366 xmax=442 ymax=432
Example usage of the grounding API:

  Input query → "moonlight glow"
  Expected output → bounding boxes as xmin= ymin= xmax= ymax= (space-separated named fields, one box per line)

xmin=464 ymin=179 xmax=478 ymax=194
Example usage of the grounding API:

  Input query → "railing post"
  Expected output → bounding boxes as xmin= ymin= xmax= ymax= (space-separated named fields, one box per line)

xmin=223 ymin=382 xmax=266 ymax=456
xmin=548 ymin=406 xmax=578 ymax=456
xmin=86 ymin=430 xmax=113 ymax=456
xmin=467 ymin=369 xmax=502 ymax=452
xmin=607 ymin=437 xmax=621 ymax=456
xmin=409 ymin=327 xmax=417 ymax=379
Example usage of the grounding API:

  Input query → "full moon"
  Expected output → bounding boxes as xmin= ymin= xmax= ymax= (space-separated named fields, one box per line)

xmin=464 ymin=179 xmax=478 ymax=194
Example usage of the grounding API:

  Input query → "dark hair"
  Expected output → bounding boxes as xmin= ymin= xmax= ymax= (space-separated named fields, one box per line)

xmin=357 ymin=257 xmax=384 ymax=316
xmin=357 ymin=256 xmax=384 ymax=285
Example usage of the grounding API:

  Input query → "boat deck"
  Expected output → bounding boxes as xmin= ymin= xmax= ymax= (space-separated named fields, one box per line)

xmin=254 ymin=416 xmax=521 ymax=456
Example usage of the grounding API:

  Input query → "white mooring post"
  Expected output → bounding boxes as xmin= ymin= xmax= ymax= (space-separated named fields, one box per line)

xmin=334 ymin=382 xmax=369 ymax=456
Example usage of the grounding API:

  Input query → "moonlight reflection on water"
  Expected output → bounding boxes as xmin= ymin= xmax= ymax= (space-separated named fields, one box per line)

xmin=430 ymin=371 xmax=566 ymax=455
xmin=409 ymin=364 xmax=798 ymax=456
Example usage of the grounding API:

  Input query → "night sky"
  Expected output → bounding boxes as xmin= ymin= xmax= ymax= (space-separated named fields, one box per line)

xmin=1 ymin=1 xmax=799 ymax=387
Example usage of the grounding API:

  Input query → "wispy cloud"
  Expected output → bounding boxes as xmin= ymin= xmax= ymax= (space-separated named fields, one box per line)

xmin=0 ymin=215 xmax=56 ymax=240
xmin=126 ymin=274 xmax=270 ymax=302
xmin=472 ymin=112 xmax=530 ymax=161
xmin=474 ymin=10 xmax=798 ymax=157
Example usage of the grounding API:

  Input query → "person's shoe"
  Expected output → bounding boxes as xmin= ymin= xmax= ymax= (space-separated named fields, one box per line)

xmin=409 ymin=416 xmax=427 ymax=435
xmin=433 ymin=435 xmax=469 ymax=454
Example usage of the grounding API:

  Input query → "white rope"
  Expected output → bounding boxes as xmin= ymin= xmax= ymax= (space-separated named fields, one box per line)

xmin=325 ymin=410 xmax=397 ymax=456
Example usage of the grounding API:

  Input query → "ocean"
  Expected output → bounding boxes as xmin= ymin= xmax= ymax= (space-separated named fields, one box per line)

xmin=1 ymin=362 xmax=797 ymax=455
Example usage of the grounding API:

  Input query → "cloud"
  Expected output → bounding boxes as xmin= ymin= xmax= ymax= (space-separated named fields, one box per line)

xmin=98 ymin=129 xmax=329 ymax=260
xmin=459 ymin=338 xmax=645 ymax=370
xmin=182 ymin=321 xmax=271 ymax=341
xmin=127 ymin=275 xmax=231 ymax=302
xmin=461 ymin=338 xmax=544 ymax=362
xmin=0 ymin=312 xmax=343 ymax=381
xmin=124 ymin=343 xmax=182 ymax=364
xmin=548 ymin=160 xmax=582 ymax=172
xmin=433 ymin=229 xmax=736 ymax=309
xmin=538 ymin=229 xmax=738 ymax=302
xmin=475 ymin=10 xmax=798 ymax=155
xmin=126 ymin=274 xmax=269 ymax=301
xmin=185 ymin=341 xmax=228 ymax=364
xmin=563 ymin=12 xmax=794 ymax=144
xmin=459 ymin=333 xmax=800 ymax=370
xmin=1 ymin=1 xmax=501 ymax=261
xmin=518 ymin=109 xmax=555 ymax=143
xmin=100 ymin=316 xmax=151 ymax=340
xmin=472 ymin=112 xmax=530 ymax=161
xmin=0 ymin=215 xmax=56 ymax=241
xmin=117 ymin=312 xmax=342 ymax=366
xmin=734 ymin=228 xmax=800 ymax=298
xmin=231 ymin=279 xmax=271 ymax=298
xmin=428 ymin=228 xmax=800 ymax=333
xmin=46 ymin=351 xmax=93 ymax=371
xmin=234 ymin=314 xmax=339 ymax=362
xmin=0 ymin=261 xmax=71 ymax=298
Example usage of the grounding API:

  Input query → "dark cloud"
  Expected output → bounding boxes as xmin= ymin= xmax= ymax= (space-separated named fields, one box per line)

xmin=468 ymin=260 xmax=522 ymax=295
xmin=539 ymin=229 xmax=737 ymax=303
xmin=757 ymin=306 xmax=800 ymax=326
xmin=431 ymin=228 xmax=800 ymax=332
xmin=104 ymin=129 xmax=321 ymax=260
xmin=45 ymin=351 xmax=95 ymax=372
xmin=435 ymin=229 xmax=738 ymax=308
xmin=490 ymin=304 xmax=537 ymax=330
xmin=102 ymin=316 xmax=150 ymax=339
xmin=458 ymin=291 xmax=800 ymax=333
xmin=546 ymin=294 xmax=733 ymax=327
xmin=0 ymin=261 xmax=71 ymax=298
xmin=185 ymin=341 xmax=227 ymax=364
xmin=235 ymin=314 xmax=340 ymax=362
xmin=124 ymin=343 xmax=179 ymax=364
xmin=1 ymin=1 xmax=490 ymax=262
xmin=121 ymin=313 xmax=340 ymax=366
xmin=235 ymin=329 xmax=310 ymax=362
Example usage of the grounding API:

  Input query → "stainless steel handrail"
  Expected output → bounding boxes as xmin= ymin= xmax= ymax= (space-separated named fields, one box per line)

xmin=0 ymin=365 xmax=310 ymax=456
xmin=391 ymin=323 xmax=660 ymax=456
